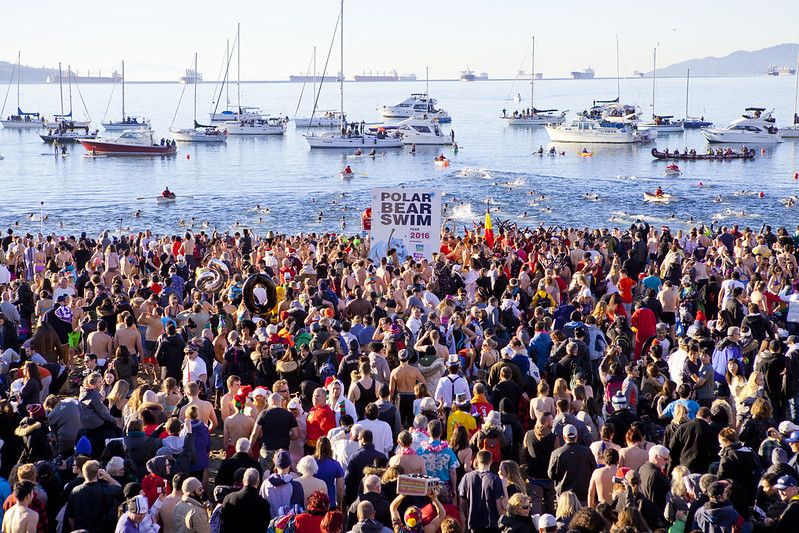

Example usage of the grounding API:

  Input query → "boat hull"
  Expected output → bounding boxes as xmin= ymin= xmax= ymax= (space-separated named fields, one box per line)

xmin=305 ymin=133 xmax=403 ymax=149
xmin=544 ymin=125 xmax=638 ymax=144
xmin=171 ymin=129 xmax=227 ymax=143
xmin=1 ymin=119 xmax=44 ymax=129
xmin=224 ymin=122 xmax=285 ymax=135
xmin=701 ymin=129 xmax=782 ymax=143
xmin=780 ymin=126 xmax=799 ymax=138
xmin=157 ymin=196 xmax=176 ymax=204
xmin=642 ymin=124 xmax=684 ymax=133
xmin=504 ymin=115 xmax=565 ymax=126
xmin=79 ymin=139 xmax=177 ymax=155
xmin=294 ymin=117 xmax=342 ymax=128
xmin=644 ymin=192 xmax=671 ymax=203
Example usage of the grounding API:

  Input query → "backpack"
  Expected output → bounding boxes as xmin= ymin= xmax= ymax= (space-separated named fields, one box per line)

xmin=266 ymin=509 xmax=298 ymax=533
xmin=481 ymin=434 xmax=502 ymax=464
xmin=612 ymin=334 xmax=633 ymax=358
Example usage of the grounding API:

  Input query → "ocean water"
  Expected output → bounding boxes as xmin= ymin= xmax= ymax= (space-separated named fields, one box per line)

xmin=1 ymin=75 xmax=798 ymax=238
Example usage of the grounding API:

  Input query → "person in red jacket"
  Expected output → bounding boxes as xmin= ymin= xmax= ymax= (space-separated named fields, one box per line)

xmin=306 ymin=388 xmax=336 ymax=455
xmin=630 ymin=301 xmax=657 ymax=360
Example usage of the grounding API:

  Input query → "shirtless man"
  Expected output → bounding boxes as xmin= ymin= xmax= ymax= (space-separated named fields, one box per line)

xmin=113 ymin=314 xmax=143 ymax=358
xmin=223 ymin=396 xmax=255 ymax=457
xmin=389 ymin=350 xmax=425 ymax=427
xmin=588 ymin=448 xmax=619 ymax=507
xmin=657 ymin=280 xmax=680 ymax=338
xmin=212 ymin=323 xmax=229 ymax=408
xmin=87 ymin=319 xmax=113 ymax=367
xmin=388 ymin=431 xmax=427 ymax=474
xmin=158 ymin=473 xmax=187 ymax=533
xmin=220 ymin=375 xmax=242 ymax=420
xmin=2 ymin=481 xmax=38 ymax=533
xmin=138 ymin=304 xmax=165 ymax=383
xmin=414 ymin=328 xmax=448 ymax=362
xmin=178 ymin=381 xmax=218 ymax=431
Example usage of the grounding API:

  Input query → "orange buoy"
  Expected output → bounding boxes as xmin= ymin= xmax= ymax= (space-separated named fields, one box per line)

xmin=761 ymin=149 xmax=765 ymax=154
xmin=759 ymin=192 xmax=765 ymax=198
xmin=794 ymin=172 xmax=798 ymax=179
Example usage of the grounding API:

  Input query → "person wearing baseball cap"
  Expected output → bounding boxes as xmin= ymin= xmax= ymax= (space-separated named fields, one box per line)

xmin=537 ymin=513 xmax=557 ymax=533
xmin=547 ymin=423 xmax=596 ymax=505
xmin=694 ymin=481 xmax=746 ymax=533
xmin=774 ymin=475 xmax=799 ymax=531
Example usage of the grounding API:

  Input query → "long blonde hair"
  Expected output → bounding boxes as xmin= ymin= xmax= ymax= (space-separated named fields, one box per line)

xmin=741 ymin=371 xmax=763 ymax=400
xmin=671 ymin=403 xmax=690 ymax=426
xmin=107 ymin=380 xmax=130 ymax=405
xmin=553 ymin=378 xmax=571 ymax=402
xmin=556 ymin=491 xmax=582 ymax=519
xmin=671 ymin=466 xmax=689 ymax=499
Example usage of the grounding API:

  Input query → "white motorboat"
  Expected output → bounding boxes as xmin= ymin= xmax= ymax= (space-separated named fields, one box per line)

xmin=701 ymin=108 xmax=783 ymax=144
xmin=378 ymin=93 xmax=450 ymax=122
xmin=0 ymin=52 xmax=44 ymax=129
xmin=101 ymin=61 xmax=151 ymax=131
xmin=172 ymin=126 xmax=227 ymax=142
xmin=544 ymin=115 xmax=656 ymax=143
xmin=393 ymin=117 xmax=452 ymax=145
xmin=170 ymin=54 xmax=227 ymax=143
xmin=295 ymin=110 xmax=346 ymax=128
xmin=225 ymin=117 xmax=286 ymax=135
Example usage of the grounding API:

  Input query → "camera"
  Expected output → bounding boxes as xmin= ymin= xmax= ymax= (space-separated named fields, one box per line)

xmin=397 ymin=475 xmax=443 ymax=497
xmin=612 ymin=476 xmax=625 ymax=484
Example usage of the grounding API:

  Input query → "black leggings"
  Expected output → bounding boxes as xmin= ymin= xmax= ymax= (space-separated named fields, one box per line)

xmin=396 ymin=392 xmax=415 ymax=428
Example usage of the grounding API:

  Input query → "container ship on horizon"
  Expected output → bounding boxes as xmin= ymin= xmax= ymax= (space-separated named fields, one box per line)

xmin=46 ymin=69 xmax=121 ymax=83
xmin=570 ymin=68 xmax=595 ymax=79
xmin=179 ymin=69 xmax=202 ymax=83
xmin=766 ymin=65 xmax=796 ymax=76
xmin=352 ymin=69 xmax=416 ymax=81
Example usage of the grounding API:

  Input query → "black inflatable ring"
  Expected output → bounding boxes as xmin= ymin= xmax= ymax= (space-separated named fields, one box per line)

xmin=242 ymin=273 xmax=278 ymax=315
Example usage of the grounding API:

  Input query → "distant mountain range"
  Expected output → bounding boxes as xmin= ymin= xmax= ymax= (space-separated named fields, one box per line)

xmin=651 ymin=43 xmax=799 ymax=77
xmin=0 ymin=61 xmax=53 ymax=83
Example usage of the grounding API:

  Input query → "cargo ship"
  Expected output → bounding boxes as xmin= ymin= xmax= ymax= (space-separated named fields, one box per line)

xmin=570 ymin=67 xmax=595 ymax=79
xmin=460 ymin=67 xmax=475 ymax=82
xmin=766 ymin=65 xmax=796 ymax=76
xmin=353 ymin=69 xmax=414 ymax=81
xmin=288 ymin=73 xmax=342 ymax=82
xmin=179 ymin=69 xmax=202 ymax=83
xmin=516 ymin=70 xmax=542 ymax=80
xmin=47 ymin=69 xmax=121 ymax=83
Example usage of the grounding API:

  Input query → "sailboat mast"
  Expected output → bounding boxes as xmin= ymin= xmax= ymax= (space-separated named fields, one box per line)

xmin=121 ymin=60 xmax=125 ymax=120
xmin=194 ymin=53 xmax=198 ymax=123
xmin=16 ymin=52 xmax=20 ymax=112
xmin=226 ymin=40 xmax=230 ymax=112
xmin=237 ymin=23 xmax=241 ymax=118
xmin=615 ymin=35 xmax=620 ymax=101
xmin=652 ymin=47 xmax=657 ymax=118
xmin=58 ymin=62 xmax=64 ymax=118
xmin=685 ymin=69 xmax=690 ymax=119
xmin=531 ymin=36 xmax=535 ymax=109
xmin=793 ymin=51 xmax=799 ymax=124
xmin=68 ymin=64 xmax=73 ymax=116
xmin=313 ymin=46 xmax=317 ymax=102
xmin=339 ymin=0 xmax=344 ymax=121
xmin=426 ymin=66 xmax=429 ymax=95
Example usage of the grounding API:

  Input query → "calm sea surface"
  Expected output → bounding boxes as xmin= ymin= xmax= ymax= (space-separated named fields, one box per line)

xmin=1 ymin=76 xmax=798 ymax=238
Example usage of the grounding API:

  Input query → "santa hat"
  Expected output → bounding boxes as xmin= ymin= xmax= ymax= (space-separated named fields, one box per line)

xmin=695 ymin=310 xmax=707 ymax=323
xmin=325 ymin=376 xmax=336 ymax=388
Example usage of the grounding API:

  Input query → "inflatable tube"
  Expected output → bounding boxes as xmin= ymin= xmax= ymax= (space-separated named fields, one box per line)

xmin=196 ymin=259 xmax=230 ymax=294
xmin=242 ymin=273 xmax=278 ymax=315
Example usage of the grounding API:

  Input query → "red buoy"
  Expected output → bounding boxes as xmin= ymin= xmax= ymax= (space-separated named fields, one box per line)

xmin=186 ymin=154 xmax=190 ymax=159
xmin=759 ymin=192 xmax=765 ymax=198
xmin=794 ymin=172 xmax=798 ymax=179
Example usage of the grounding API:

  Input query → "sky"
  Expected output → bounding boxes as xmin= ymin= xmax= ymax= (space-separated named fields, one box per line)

xmin=2 ymin=0 xmax=798 ymax=81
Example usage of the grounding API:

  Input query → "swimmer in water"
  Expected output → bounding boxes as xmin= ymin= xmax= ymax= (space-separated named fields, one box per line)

xmin=258 ymin=217 xmax=263 ymax=223
xmin=58 ymin=221 xmax=63 ymax=227
xmin=689 ymin=217 xmax=694 ymax=222
xmin=520 ymin=212 xmax=528 ymax=218
xmin=713 ymin=195 xmax=722 ymax=203
xmin=135 ymin=210 xmax=141 ymax=218
xmin=339 ymin=193 xmax=347 ymax=198
xmin=179 ymin=220 xmax=185 ymax=227
xmin=203 ymin=221 xmax=210 ymax=227
xmin=545 ymin=207 xmax=552 ymax=212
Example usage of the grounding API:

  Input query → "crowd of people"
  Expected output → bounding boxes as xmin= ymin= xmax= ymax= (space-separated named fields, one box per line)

xmin=0 ymin=219 xmax=798 ymax=533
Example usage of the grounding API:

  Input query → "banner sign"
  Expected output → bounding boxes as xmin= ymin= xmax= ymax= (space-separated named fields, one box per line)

xmin=369 ymin=188 xmax=441 ymax=262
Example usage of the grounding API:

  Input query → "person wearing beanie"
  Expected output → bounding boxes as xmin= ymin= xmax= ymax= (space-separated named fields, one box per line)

xmin=115 ymin=495 xmax=150 ymax=533
xmin=172 ymin=477 xmax=209 ymax=533
xmin=692 ymin=481 xmax=745 ymax=533
xmin=259 ymin=450 xmax=304 ymax=512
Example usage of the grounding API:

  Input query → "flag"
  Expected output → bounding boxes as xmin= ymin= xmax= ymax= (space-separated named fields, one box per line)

xmin=484 ymin=210 xmax=494 ymax=247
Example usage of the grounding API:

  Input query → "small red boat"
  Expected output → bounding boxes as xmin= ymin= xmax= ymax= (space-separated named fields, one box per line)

xmin=80 ymin=130 xmax=177 ymax=156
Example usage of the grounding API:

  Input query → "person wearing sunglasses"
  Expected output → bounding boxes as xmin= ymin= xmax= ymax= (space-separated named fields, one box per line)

xmin=498 ymin=493 xmax=534 ymax=533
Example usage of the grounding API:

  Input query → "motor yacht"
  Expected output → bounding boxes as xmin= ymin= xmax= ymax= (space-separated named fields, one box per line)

xmin=544 ymin=115 xmax=656 ymax=143
xmin=701 ymin=108 xmax=783 ymax=143
xmin=79 ymin=130 xmax=177 ymax=155
xmin=378 ymin=93 xmax=450 ymax=122
xmin=392 ymin=117 xmax=452 ymax=145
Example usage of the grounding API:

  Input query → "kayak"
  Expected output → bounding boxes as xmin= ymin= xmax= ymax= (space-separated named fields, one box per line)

xmin=664 ymin=165 xmax=681 ymax=175
xmin=578 ymin=152 xmax=594 ymax=157
xmin=643 ymin=192 xmax=672 ymax=203
xmin=157 ymin=195 xmax=177 ymax=204
xmin=434 ymin=159 xmax=449 ymax=167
